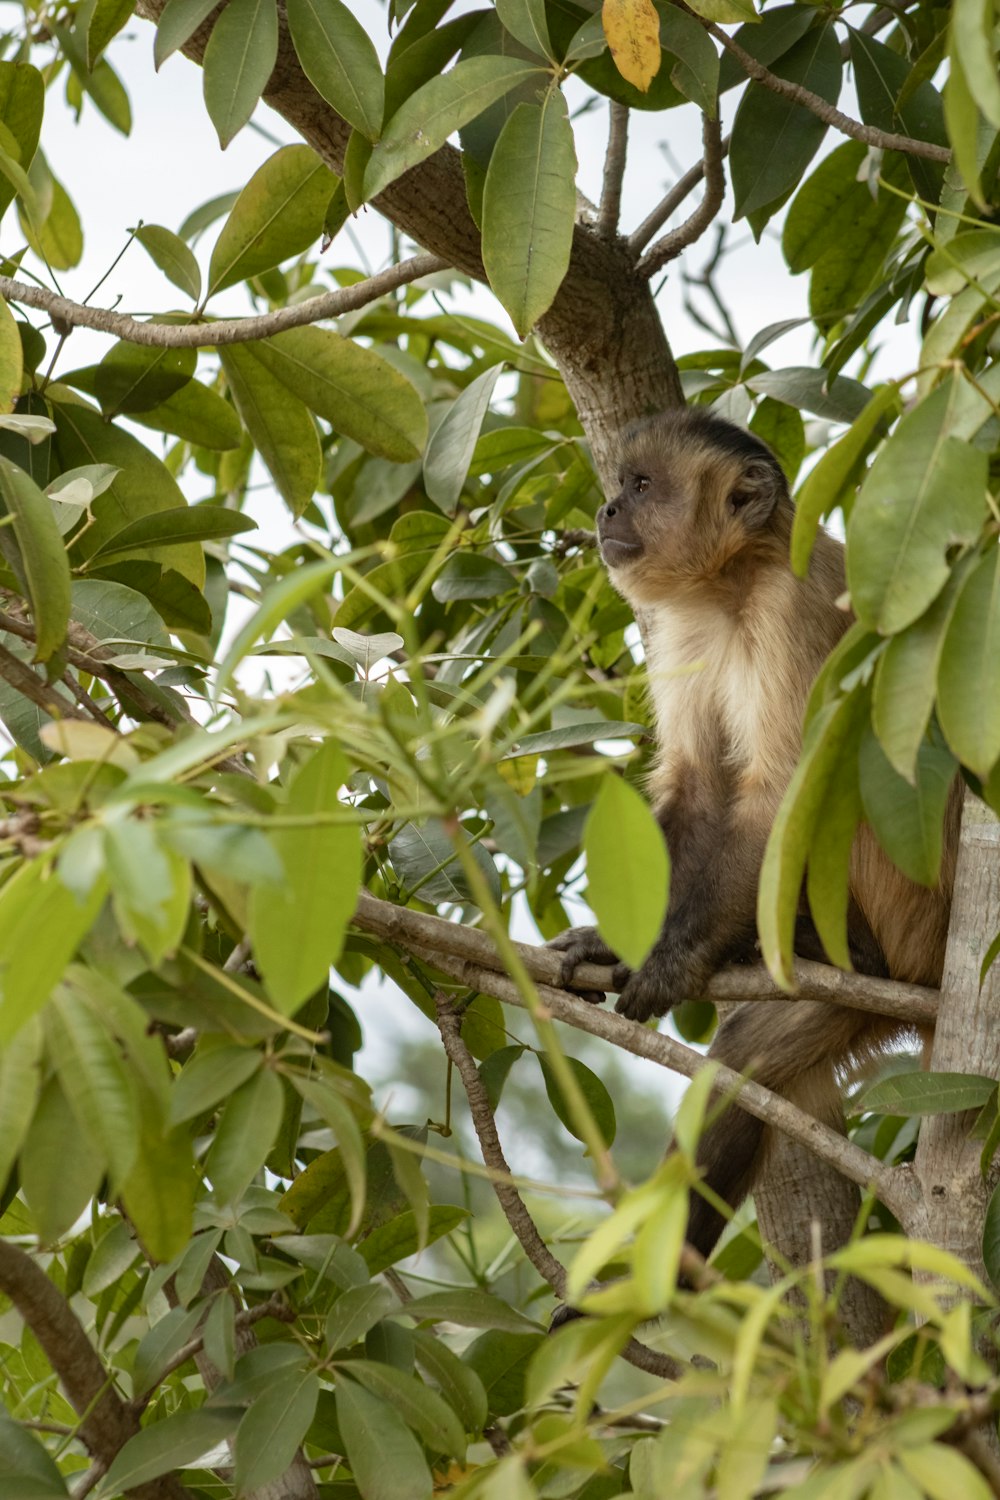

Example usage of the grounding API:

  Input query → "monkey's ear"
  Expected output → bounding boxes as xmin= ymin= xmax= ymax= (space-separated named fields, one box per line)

xmin=728 ymin=458 xmax=784 ymax=530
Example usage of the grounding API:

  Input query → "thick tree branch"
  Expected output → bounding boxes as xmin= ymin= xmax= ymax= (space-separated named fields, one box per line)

xmin=0 ymin=256 xmax=448 ymax=348
xmin=434 ymin=994 xmax=684 ymax=1381
xmin=629 ymin=133 xmax=732 ymax=257
xmin=0 ymin=1241 xmax=189 ymax=1500
xmin=637 ymin=114 xmax=727 ymax=279
xmin=352 ymin=891 xmax=939 ymax=1025
xmin=598 ymin=103 xmax=629 ymax=238
xmin=707 ymin=23 xmax=951 ymax=163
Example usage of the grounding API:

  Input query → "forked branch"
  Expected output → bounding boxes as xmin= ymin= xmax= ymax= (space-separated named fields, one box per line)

xmin=637 ymin=113 xmax=727 ymax=279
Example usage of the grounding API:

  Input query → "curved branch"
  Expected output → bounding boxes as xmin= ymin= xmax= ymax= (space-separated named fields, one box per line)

xmin=434 ymin=995 xmax=684 ymax=1381
xmin=637 ymin=113 xmax=727 ymax=279
xmin=0 ymin=256 xmax=448 ymax=349
xmin=352 ymin=890 xmax=939 ymax=1026
xmin=629 ymin=132 xmax=732 ymax=256
xmin=707 ymin=23 xmax=951 ymax=163
xmin=414 ymin=944 xmax=916 ymax=1224
xmin=598 ymin=102 xmax=630 ymax=238
xmin=0 ymin=1241 xmax=188 ymax=1500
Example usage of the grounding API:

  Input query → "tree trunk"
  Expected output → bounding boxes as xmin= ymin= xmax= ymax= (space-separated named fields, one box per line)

xmin=909 ymin=795 xmax=1000 ymax=1271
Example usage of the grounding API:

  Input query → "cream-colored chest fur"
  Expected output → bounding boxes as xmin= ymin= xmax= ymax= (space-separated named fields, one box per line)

xmin=644 ymin=585 xmax=805 ymax=796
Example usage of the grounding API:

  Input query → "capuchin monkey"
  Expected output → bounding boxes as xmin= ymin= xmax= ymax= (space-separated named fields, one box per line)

xmin=551 ymin=407 xmax=961 ymax=1260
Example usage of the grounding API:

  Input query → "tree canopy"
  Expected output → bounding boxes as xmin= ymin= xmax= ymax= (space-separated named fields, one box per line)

xmin=0 ymin=0 xmax=999 ymax=1496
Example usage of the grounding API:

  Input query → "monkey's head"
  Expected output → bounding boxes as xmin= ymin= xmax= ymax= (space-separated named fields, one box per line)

xmin=597 ymin=408 xmax=791 ymax=606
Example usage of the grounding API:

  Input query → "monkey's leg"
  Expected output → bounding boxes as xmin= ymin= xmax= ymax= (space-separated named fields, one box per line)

xmin=685 ymin=999 xmax=882 ymax=1258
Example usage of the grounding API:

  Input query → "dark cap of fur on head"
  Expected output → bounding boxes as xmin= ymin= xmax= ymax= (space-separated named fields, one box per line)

xmin=618 ymin=407 xmax=786 ymax=489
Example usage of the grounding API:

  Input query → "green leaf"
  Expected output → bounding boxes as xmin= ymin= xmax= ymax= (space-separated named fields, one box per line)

xmin=250 ymin=326 xmax=428 ymax=462
xmin=169 ymin=1043 xmax=262 ymax=1125
xmin=937 ymin=548 xmax=1000 ymax=777
xmin=326 ymin=1284 xmax=393 ymax=1350
xmin=412 ymin=1330 xmax=488 ymax=1435
xmin=286 ymin=0 xmax=384 ymax=138
xmin=95 ymin=342 xmax=196 ymax=415
xmin=0 ymin=62 xmax=43 ymax=220
xmin=538 ymin=1053 xmax=617 ymax=1147
xmin=101 ymin=1410 xmax=241 ymax=1494
xmin=84 ymin=0 xmax=135 ymax=67
xmin=234 ymin=1371 xmax=321 ymax=1495
xmin=130 ymin=377 xmax=243 ymax=450
xmin=389 ymin=818 xmax=502 ymax=908
xmin=53 ymin=401 xmax=205 ymax=585
xmin=731 ymin=24 xmax=842 ymax=221
xmin=122 ymin=1122 xmax=197 ymax=1261
xmin=49 ymin=982 xmax=140 ymax=1189
xmin=404 ymin=1289 xmax=538 ymax=1333
xmin=661 ymin=7 xmax=719 ymax=115
xmin=482 ymin=93 xmax=576 ymax=337
xmin=584 ymin=773 xmax=668 ymax=971
xmin=423 ymin=365 xmax=502 ymax=509
xmin=154 ymin=0 xmax=222 ymax=68
xmin=0 ymin=295 xmax=23 ymax=413
xmin=219 ymin=341 xmax=321 ymax=517
xmin=208 ymin=144 xmax=338 ymax=295
xmin=0 ymin=1410 xmax=69 ymax=1496
xmin=860 ymin=1071 xmax=997 ymax=1115
xmin=135 ymin=223 xmax=202 ymax=301
xmin=20 ymin=1077 xmax=104 ymax=1241
xmin=336 ymin=1376 xmax=432 ymax=1500
xmin=899 ymin=1443 xmax=994 ymax=1500
xmin=202 ymin=0 xmax=278 ymax=148
xmin=859 ymin=729 xmax=956 ymax=888
xmin=479 ymin=1043 xmax=526 ymax=1110
xmin=746 ymin=366 xmax=871 ymax=423
xmin=983 ymin=1179 xmax=1000 ymax=1289
xmin=0 ymin=859 xmax=106 ymax=1042
xmin=463 ymin=1330 xmax=543 ymax=1417
xmin=758 ymin=688 xmax=868 ymax=988
xmin=847 ymin=389 xmax=990 ymax=634
xmin=791 ymin=383 xmax=898 ymax=576
xmin=0 ymin=456 xmax=71 ymax=661
xmin=205 ymin=1065 xmax=285 ymax=1203
xmin=249 ymin=742 xmax=361 ymax=1013
xmin=358 ymin=1205 xmax=469 ymax=1274
xmin=496 ymin=0 xmax=552 ymax=58
xmin=105 ymin=817 xmax=191 ymax=965
xmin=508 ymin=721 xmax=647 ymax=755
xmin=364 ymin=57 xmax=547 ymax=201
xmin=91 ymin=504 xmax=256 ymax=564
xmin=347 ymin=1361 xmax=465 ymax=1459
xmin=431 ymin=551 xmax=516 ymax=601
xmin=950 ymin=0 xmax=1000 ymax=130
xmin=0 ymin=1018 xmax=41 ymax=1193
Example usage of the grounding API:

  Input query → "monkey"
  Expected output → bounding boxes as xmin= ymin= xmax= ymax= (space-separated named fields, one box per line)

xmin=550 ymin=407 xmax=961 ymax=1261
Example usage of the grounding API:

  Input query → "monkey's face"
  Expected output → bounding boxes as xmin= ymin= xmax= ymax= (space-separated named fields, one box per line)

xmin=597 ymin=410 xmax=788 ymax=606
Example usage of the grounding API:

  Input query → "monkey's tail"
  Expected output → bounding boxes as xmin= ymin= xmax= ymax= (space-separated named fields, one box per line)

xmin=684 ymin=1000 xmax=898 ymax=1259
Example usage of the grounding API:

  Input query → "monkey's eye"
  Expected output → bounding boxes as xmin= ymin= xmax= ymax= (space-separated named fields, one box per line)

xmin=633 ymin=475 xmax=650 ymax=495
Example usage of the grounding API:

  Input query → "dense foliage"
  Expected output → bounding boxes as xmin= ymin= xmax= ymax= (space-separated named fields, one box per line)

xmin=0 ymin=0 xmax=998 ymax=1495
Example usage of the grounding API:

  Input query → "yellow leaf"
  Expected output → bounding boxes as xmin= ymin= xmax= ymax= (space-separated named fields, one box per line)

xmin=602 ymin=0 xmax=661 ymax=92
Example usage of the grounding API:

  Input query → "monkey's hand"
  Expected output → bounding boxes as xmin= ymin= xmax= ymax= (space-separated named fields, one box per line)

xmin=547 ymin=926 xmax=621 ymax=1003
xmin=613 ymin=943 xmax=713 ymax=1023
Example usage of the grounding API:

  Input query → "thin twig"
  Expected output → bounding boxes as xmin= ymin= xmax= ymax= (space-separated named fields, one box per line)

xmin=638 ymin=114 xmax=727 ymax=278
xmin=707 ymin=23 xmax=951 ymax=163
xmin=0 ymin=254 xmax=449 ymax=349
xmin=61 ymin=671 xmax=118 ymax=728
xmin=434 ymin=994 xmax=684 ymax=1381
xmin=629 ymin=133 xmax=732 ymax=255
xmin=598 ymin=102 xmax=629 ymax=238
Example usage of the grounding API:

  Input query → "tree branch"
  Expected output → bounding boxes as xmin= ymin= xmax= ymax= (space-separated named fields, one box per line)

xmin=434 ymin=994 xmax=685 ymax=1381
xmin=706 ymin=23 xmax=951 ymax=163
xmin=0 ymin=640 xmax=91 ymax=723
xmin=637 ymin=113 xmax=727 ymax=279
xmin=628 ymin=133 xmax=732 ymax=256
xmin=0 ymin=256 xmax=448 ymax=349
xmin=0 ymin=1241 xmax=189 ymax=1500
xmin=598 ymin=103 xmax=629 ymax=238
xmin=352 ymin=890 xmax=939 ymax=1026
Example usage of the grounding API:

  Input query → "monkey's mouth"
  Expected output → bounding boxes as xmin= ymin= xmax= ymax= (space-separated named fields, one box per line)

xmin=598 ymin=536 xmax=643 ymax=566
